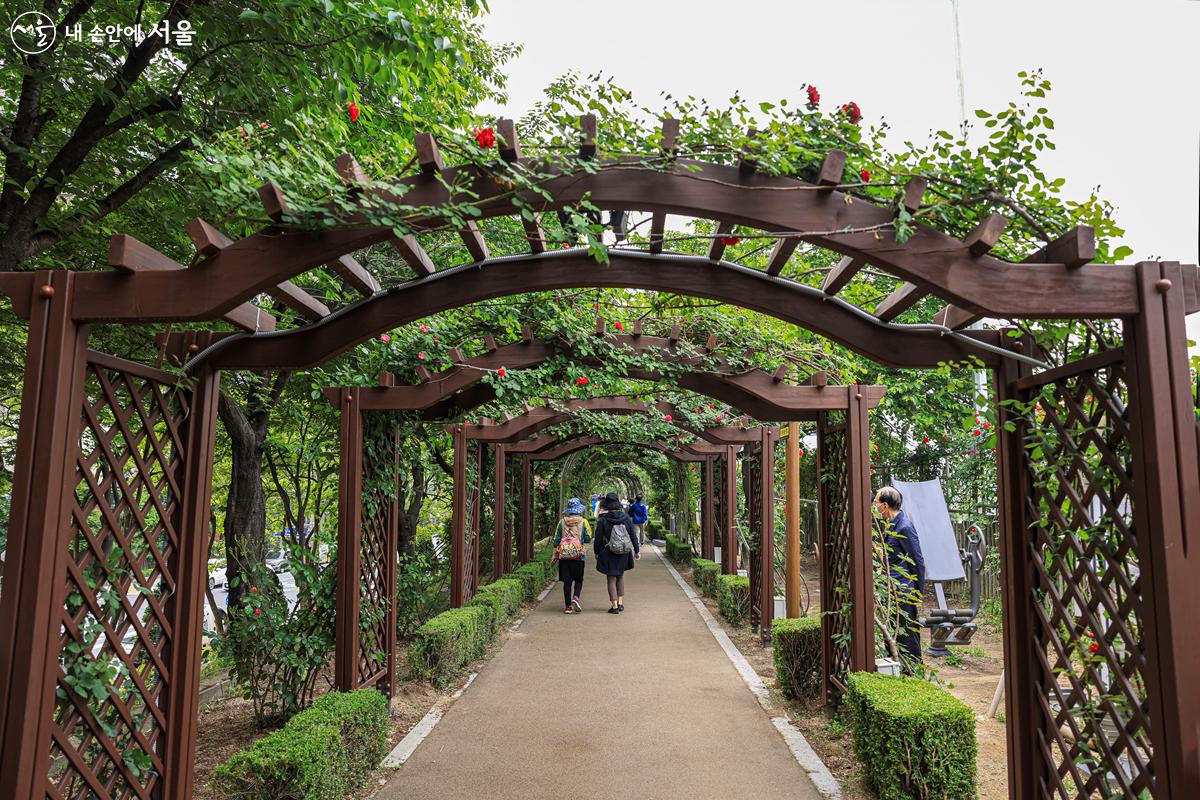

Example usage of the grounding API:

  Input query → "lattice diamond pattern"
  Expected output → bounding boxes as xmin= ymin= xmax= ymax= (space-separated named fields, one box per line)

xmin=1019 ymin=356 xmax=1152 ymax=798
xmin=820 ymin=417 xmax=852 ymax=695
xmin=463 ymin=442 xmax=482 ymax=600
xmin=50 ymin=359 xmax=189 ymax=799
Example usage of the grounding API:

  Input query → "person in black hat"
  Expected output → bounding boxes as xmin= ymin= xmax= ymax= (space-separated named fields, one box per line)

xmin=593 ymin=491 xmax=640 ymax=613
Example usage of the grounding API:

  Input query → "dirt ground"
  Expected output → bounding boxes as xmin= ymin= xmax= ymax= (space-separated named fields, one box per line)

xmin=676 ymin=557 xmax=1009 ymax=800
xmin=191 ymin=596 xmax=546 ymax=800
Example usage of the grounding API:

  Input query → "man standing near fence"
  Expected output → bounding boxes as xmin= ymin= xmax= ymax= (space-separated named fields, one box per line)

xmin=628 ymin=495 xmax=649 ymax=544
xmin=873 ymin=486 xmax=926 ymax=668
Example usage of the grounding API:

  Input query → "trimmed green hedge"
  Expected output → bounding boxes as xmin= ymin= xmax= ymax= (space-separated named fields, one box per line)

xmin=466 ymin=591 xmax=503 ymax=638
xmin=408 ymin=605 xmax=491 ymax=687
xmin=846 ymin=672 xmax=977 ymax=800
xmin=533 ymin=545 xmax=554 ymax=573
xmin=772 ymin=616 xmax=822 ymax=700
xmin=664 ymin=534 xmax=692 ymax=564
xmin=691 ymin=558 xmax=720 ymax=597
xmin=477 ymin=578 xmax=523 ymax=621
xmin=510 ymin=561 xmax=547 ymax=600
xmin=212 ymin=689 xmax=388 ymax=800
xmin=716 ymin=574 xmax=750 ymax=626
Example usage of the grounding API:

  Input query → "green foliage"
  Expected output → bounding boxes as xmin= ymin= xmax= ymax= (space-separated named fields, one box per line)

xmin=716 ymin=575 xmax=751 ymax=627
xmin=476 ymin=578 xmax=524 ymax=622
xmin=465 ymin=592 xmax=504 ymax=639
xmin=846 ymin=672 xmax=977 ymax=800
xmin=772 ymin=617 xmax=822 ymax=700
xmin=212 ymin=689 xmax=388 ymax=800
xmin=408 ymin=606 xmax=491 ymax=688
xmin=215 ymin=548 xmax=336 ymax=727
xmin=664 ymin=534 xmax=693 ymax=564
xmin=691 ymin=558 xmax=720 ymax=597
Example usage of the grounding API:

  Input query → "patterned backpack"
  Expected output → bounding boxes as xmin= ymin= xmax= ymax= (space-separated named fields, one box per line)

xmin=558 ymin=516 xmax=586 ymax=560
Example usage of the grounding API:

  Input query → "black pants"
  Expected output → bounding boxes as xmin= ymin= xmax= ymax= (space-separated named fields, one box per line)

xmin=897 ymin=601 xmax=922 ymax=665
xmin=559 ymin=559 xmax=584 ymax=606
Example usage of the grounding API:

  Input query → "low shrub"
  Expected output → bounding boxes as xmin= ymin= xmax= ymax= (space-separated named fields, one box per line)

xmin=533 ymin=545 xmax=554 ymax=573
xmin=846 ymin=672 xmax=977 ymax=800
xmin=510 ymin=562 xmax=547 ymax=600
xmin=212 ymin=689 xmax=387 ymax=800
xmin=408 ymin=605 xmax=491 ymax=687
xmin=691 ymin=558 xmax=720 ymax=597
xmin=664 ymin=534 xmax=692 ymax=564
xmin=465 ymin=591 xmax=502 ymax=638
xmin=477 ymin=578 xmax=523 ymax=621
xmin=772 ymin=616 xmax=822 ymax=700
xmin=715 ymin=574 xmax=750 ymax=626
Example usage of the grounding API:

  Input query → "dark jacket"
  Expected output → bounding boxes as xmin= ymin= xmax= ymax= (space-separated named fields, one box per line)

xmin=594 ymin=509 xmax=639 ymax=576
xmin=629 ymin=501 xmax=648 ymax=525
xmin=883 ymin=510 xmax=926 ymax=593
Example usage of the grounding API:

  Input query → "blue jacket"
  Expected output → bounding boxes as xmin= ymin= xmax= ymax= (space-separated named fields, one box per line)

xmin=629 ymin=501 xmax=648 ymax=525
xmin=883 ymin=510 xmax=926 ymax=593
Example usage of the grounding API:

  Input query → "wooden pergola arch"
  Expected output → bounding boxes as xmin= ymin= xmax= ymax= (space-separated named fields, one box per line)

xmin=0 ymin=114 xmax=1196 ymax=799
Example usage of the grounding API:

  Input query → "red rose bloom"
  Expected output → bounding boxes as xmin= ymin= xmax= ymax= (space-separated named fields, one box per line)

xmin=805 ymin=85 xmax=820 ymax=108
xmin=798 ymin=449 xmax=805 ymax=457
xmin=253 ymin=609 xmax=262 ymax=616
xmin=840 ymin=101 xmax=862 ymax=124
xmin=474 ymin=127 xmax=495 ymax=148
xmin=576 ymin=376 xmax=588 ymax=386
xmin=380 ymin=334 xmax=391 ymax=343
xmin=1088 ymin=642 xmax=1099 ymax=653
xmin=860 ymin=169 xmax=871 ymax=182
xmin=497 ymin=367 xmax=507 ymax=378
xmin=664 ymin=414 xmax=672 ymax=422
xmin=419 ymin=324 xmax=429 ymax=333
xmin=417 ymin=352 xmax=426 ymax=361
xmin=348 ymin=102 xmax=360 ymax=122
xmin=923 ymin=437 xmax=930 ymax=444
xmin=973 ymin=429 xmax=981 ymax=436
xmin=614 ymin=321 xmax=624 ymax=331
xmin=721 ymin=236 xmax=741 ymax=246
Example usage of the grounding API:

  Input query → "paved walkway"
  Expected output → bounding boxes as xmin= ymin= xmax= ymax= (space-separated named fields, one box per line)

xmin=377 ymin=548 xmax=824 ymax=800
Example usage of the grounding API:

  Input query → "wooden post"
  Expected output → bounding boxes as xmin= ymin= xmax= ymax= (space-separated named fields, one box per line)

xmin=759 ymin=427 xmax=777 ymax=641
xmin=722 ymin=445 xmax=738 ymax=574
xmin=335 ymin=389 xmax=364 ymax=688
xmin=1125 ymin=261 xmax=1200 ymax=796
xmin=493 ymin=443 xmax=506 ymax=580
xmin=160 ymin=365 xmax=221 ymax=800
xmin=785 ymin=421 xmax=802 ymax=618
xmin=450 ymin=425 xmax=467 ymax=607
xmin=992 ymin=331 xmax=1039 ymax=800
xmin=0 ymin=272 xmax=89 ymax=800
xmin=702 ymin=455 xmax=715 ymax=561
xmin=519 ymin=455 xmax=533 ymax=564
xmin=846 ymin=385 xmax=875 ymax=671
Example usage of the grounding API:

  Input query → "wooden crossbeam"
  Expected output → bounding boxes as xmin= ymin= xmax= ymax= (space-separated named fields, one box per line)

xmin=772 ymin=364 xmax=789 ymax=382
xmin=901 ymin=176 xmax=928 ymax=214
xmin=874 ymin=282 xmax=927 ymax=322
xmin=822 ymin=256 xmax=867 ymax=294
xmin=579 ymin=114 xmax=597 ymax=158
xmin=766 ymin=236 xmax=800 ymax=276
xmin=1023 ymin=225 xmax=1095 ymax=268
xmin=963 ymin=213 xmax=1008 ymax=255
xmin=335 ymin=153 xmax=368 ymax=185
xmin=412 ymin=132 xmax=488 ymax=262
xmin=459 ymin=222 xmax=489 ymax=261
xmin=326 ymin=254 xmax=379 ymax=295
xmin=932 ymin=304 xmax=981 ymax=329
xmin=708 ymin=220 xmax=734 ymax=261
xmin=114 ymin=232 xmax=275 ymax=332
xmin=185 ymin=216 xmax=328 ymax=322
xmin=649 ymin=212 xmax=666 ymax=255
xmin=739 ymin=128 xmax=759 ymax=174
xmin=334 ymin=153 xmax=421 ymax=283
xmin=648 ymin=119 xmax=680 ymax=255
xmin=815 ymin=150 xmax=847 ymax=188
xmin=660 ymin=117 xmax=680 ymax=156
xmin=496 ymin=118 xmax=521 ymax=162
xmin=805 ymin=371 xmax=828 ymax=388
xmin=393 ymin=234 xmax=435 ymax=277
xmin=415 ymin=133 xmax=444 ymax=174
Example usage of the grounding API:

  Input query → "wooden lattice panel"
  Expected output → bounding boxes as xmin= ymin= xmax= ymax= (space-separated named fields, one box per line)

xmin=356 ymin=415 xmax=397 ymax=693
xmin=1017 ymin=355 xmax=1152 ymax=798
xmin=746 ymin=447 xmax=762 ymax=632
xmin=51 ymin=356 xmax=190 ymax=799
xmin=463 ymin=442 xmax=482 ymax=601
xmin=820 ymin=416 xmax=852 ymax=696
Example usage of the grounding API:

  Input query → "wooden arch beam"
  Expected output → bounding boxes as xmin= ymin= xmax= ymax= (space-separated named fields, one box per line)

xmin=68 ymin=159 xmax=1150 ymax=327
xmin=195 ymin=252 xmax=1001 ymax=371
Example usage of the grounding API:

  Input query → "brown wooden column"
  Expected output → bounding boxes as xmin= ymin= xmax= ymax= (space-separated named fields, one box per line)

xmin=722 ymin=445 xmax=738 ymax=574
xmin=0 ymin=271 xmax=90 ymax=800
xmin=815 ymin=410 xmax=835 ymax=703
xmin=1126 ymin=261 xmax=1200 ymax=796
xmin=701 ymin=455 xmax=715 ymax=561
xmin=992 ymin=332 xmax=1039 ymax=800
xmin=492 ymin=443 xmax=506 ymax=580
xmin=785 ymin=422 xmax=802 ymax=618
xmin=758 ymin=427 xmax=777 ymax=641
xmin=846 ymin=385 xmax=875 ymax=671
xmin=160 ymin=365 xmax=221 ymax=800
xmin=334 ymin=389 xmax=364 ymax=689
xmin=450 ymin=424 xmax=468 ymax=607
xmin=519 ymin=455 xmax=533 ymax=564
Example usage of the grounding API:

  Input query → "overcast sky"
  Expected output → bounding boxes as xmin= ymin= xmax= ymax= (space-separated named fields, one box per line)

xmin=481 ymin=0 xmax=1200 ymax=334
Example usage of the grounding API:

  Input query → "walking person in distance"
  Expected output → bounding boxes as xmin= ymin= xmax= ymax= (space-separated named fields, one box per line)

xmin=628 ymin=494 xmax=649 ymax=544
xmin=594 ymin=492 xmax=639 ymax=614
xmin=552 ymin=498 xmax=592 ymax=614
